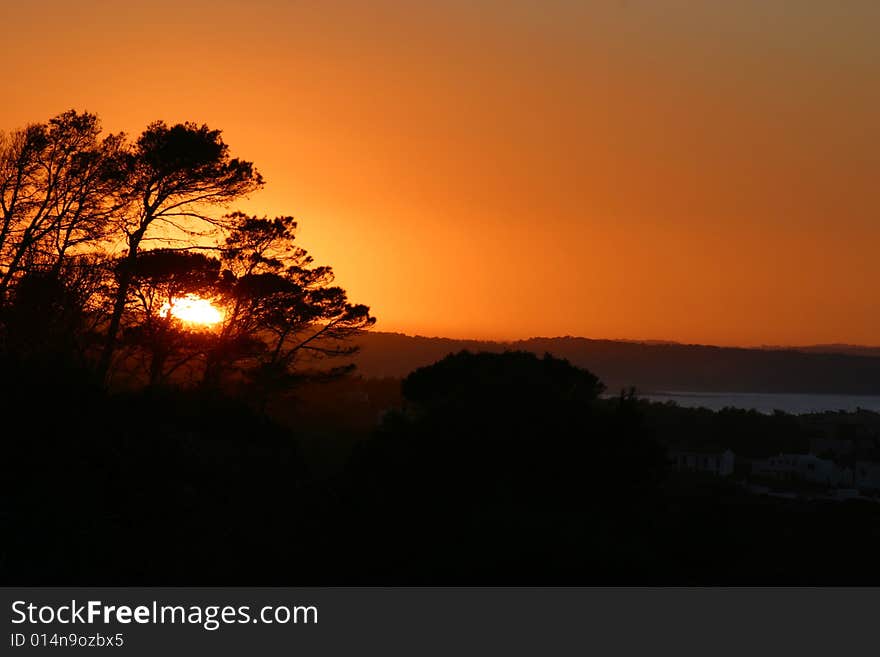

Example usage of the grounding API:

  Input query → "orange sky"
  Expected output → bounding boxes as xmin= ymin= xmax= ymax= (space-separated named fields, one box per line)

xmin=4 ymin=1 xmax=879 ymax=345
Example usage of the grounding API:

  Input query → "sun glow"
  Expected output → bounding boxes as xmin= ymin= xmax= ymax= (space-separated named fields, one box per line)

xmin=159 ymin=294 xmax=224 ymax=326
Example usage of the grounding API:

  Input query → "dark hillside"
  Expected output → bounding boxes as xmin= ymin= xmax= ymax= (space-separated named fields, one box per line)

xmin=349 ymin=333 xmax=880 ymax=394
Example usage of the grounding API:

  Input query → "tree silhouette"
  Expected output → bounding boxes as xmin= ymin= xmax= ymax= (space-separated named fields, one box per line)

xmin=98 ymin=121 xmax=262 ymax=380
xmin=1 ymin=111 xmax=374 ymax=396
xmin=0 ymin=111 xmax=124 ymax=303
xmin=3 ymin=270 xmax=91 ymax=375
xmin=121 ymin=249 xmax=221 ymax=386
xmin=343 ymin=351 xmax=667 ymax=579
xmin=203 ymin=213 xmax=375 ymax=398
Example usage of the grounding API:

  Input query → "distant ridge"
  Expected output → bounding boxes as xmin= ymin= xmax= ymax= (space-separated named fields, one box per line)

xmin=761 ymin=343 xmax=880 ymax=358
xmin=349 ymin=332 xmax=880 ymax=395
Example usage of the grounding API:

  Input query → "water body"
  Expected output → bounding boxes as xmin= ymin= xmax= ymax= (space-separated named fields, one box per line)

xmin=641 ymin=391 xmax=880 ymax=415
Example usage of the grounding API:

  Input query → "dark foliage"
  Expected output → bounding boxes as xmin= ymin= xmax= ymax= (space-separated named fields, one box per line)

xmin=337 ymin=352 xmax=667 ymax=581
xmin=3 ymin=346 xmax=880 ymax=584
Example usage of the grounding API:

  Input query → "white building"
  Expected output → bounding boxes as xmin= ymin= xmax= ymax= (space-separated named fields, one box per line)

xmin=854 ymin=462 xmax=880 ymax=492
xmin=670 ymin=449 xmax=735 ymax=477
xmin=753 ymin=454 xmax=851 ymax=487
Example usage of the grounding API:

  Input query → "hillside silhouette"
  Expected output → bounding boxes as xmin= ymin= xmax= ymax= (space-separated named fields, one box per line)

xmin=348 ymin=333 xmax=880 ymax=394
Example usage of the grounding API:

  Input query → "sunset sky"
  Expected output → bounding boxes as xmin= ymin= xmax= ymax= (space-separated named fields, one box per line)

xmin=4 ymin=1 xmax=879 ymax=346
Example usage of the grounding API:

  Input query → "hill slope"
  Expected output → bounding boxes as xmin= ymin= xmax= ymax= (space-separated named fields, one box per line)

xmin=349 ymin=333 xmax=880 ymax=395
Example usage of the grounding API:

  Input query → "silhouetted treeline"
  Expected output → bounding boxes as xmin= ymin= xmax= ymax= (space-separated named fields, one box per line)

xmin=0 ymin=110 xmax=374 ymax=398
xmin=4 ymin=349 xmax=880 ymax=584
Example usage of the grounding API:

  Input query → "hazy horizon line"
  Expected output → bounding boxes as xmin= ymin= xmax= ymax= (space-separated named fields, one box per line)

xmin=368 ymin=330 xmax=880 ymax=352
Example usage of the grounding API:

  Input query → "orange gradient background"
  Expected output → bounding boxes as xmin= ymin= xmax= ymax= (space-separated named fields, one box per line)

xmin=4 ymin=1 xmax=879 ymax=345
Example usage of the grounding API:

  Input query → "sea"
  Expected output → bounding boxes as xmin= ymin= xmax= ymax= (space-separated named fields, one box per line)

xmin=640 ymin=391 xmax=880 ymax=415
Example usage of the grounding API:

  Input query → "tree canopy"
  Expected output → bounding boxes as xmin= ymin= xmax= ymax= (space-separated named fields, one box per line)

xmin=0 ymin=110 xmax=374 ymax=398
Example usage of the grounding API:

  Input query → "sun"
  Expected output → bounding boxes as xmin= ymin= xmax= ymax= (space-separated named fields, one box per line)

xmin=159 ymin=294 xmax=224 ymax=326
